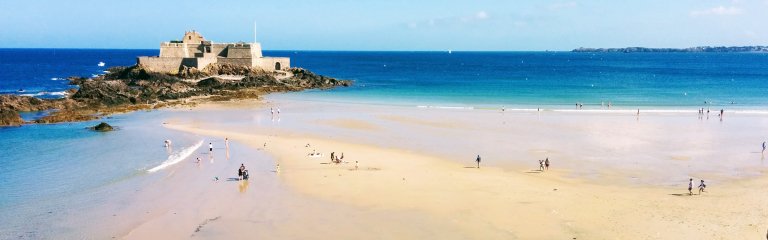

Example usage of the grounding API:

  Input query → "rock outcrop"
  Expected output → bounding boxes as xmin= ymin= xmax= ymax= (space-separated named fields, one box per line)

xmin=91 ymin=122 xmax=114 ymax=132
xmin=0 ymin=64 xmax=351 ymax=126
xmin=0 ymin=108 xmax=24 ymax=126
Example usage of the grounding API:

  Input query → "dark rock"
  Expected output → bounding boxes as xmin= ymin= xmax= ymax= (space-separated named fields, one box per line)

xmin=67 ymin=76 xmax=89 ymax=85
xmin=35 ymin=110 xmax=98 ymax=124
xmin=0 ymin=109 xmax=24 ymax=126
xmin=72 ymin=80 xmax=134 ymax=106
xmin=1 ymin=63 xmax=350 ymax=126
xmin=91 ymin=122 xmax=114 ymax=132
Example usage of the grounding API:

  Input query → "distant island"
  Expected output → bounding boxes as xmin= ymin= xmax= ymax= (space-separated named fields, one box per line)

xmin=0 ymin=31 xmax=351 ymax=126
xmin=572 ymin=46 xmax=768 ymax=53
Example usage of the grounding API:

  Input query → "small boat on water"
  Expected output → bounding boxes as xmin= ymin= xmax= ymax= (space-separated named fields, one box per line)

xmin=98 ymin=62 xmax=106 ymax=67
xmin=17 ymin=89 xmax=25 ymax=93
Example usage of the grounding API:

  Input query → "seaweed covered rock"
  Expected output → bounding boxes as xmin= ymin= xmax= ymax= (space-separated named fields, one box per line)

xmin=0 ymin=109 xmax=24 ymax=126
xmin=71 ymin=80 xmax=134 ymax=106
xmin=34 ymin=110 xmax=98 ymax=124
xmin=285 ymin=68 xmax=352 ymax=89
xmin=91 ymin=122 xmax=114 ymax=132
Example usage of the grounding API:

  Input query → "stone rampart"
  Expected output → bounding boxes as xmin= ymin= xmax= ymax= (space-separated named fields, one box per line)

xmin=137 ymin=57 xmax=184 ymax=73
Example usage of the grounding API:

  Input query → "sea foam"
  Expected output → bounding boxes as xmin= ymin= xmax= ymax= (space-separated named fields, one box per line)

xmin=19 ymin=91 xmax=69 ymax=97
xmin=147 ymin=140 xmax=203 ymax=173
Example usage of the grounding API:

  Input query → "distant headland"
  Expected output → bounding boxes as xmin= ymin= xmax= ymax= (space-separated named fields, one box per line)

xmin=572 ymin=46 xmax=768 ymax=53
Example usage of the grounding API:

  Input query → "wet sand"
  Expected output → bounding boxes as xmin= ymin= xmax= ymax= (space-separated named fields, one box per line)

xmin=117 ymin=98 xmax=768 ymax=239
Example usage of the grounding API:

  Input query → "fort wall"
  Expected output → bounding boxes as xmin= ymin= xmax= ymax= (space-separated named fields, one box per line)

xmin=256 ymin=57 xmax=291 ymax=71
xmin=137 ymin=57 xmax=184 ymax=73
xmin=218 ymin=58 xmax=252 ymax=66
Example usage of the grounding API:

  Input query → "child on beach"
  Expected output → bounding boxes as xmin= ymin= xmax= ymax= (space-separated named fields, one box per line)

xmin=539 ymin=160 xmax=545 ymax=171
xmin=698 ymin=180 xmax=706 ymax=194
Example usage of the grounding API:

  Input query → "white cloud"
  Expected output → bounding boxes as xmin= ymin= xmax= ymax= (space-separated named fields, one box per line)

xmin=549 ymin=1 xmax=577 ymax=10
xmin=475 ymin=11 xmax=489 ymax=20
xmin=690 ymin=6 xmax=743 ymax=16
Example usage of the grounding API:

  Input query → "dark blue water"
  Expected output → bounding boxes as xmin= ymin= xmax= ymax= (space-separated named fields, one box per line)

xmin=0 ymin=49 xmax=156 ymax=97
xmin=2 ymin=49 xmax=767 ymax=108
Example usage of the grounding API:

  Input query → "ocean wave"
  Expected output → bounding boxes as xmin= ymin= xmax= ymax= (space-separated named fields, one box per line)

xmin=147 ymin=140 xmax=203 ymax=173
xmin=19 ymin=91 xmax=69 ymax=97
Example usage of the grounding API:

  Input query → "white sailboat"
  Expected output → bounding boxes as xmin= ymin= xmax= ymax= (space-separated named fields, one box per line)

xmin=97 ymin=61 xmax=106 ymax=67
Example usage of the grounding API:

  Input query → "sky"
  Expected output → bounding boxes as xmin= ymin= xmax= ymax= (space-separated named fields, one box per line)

xmin=0 ymin=0 xmax=766 ymax=50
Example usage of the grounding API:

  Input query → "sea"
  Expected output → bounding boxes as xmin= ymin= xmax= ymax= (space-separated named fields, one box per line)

xmin=1 ymin=49 xmax=767 ymax=238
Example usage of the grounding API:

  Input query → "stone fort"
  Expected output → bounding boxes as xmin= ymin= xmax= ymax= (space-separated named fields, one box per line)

xmin=137 ymin=30 xmax=289 ymax=74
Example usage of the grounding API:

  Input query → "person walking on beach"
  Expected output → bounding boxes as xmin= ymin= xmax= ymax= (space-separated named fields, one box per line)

xmin=544 ymin=157 xmax=550 ymax=171
xmin=277 ymin=107 xmax=281 ymax=117
xmin=762 ymin=141 xmax=766 ymax=154
xmin=270 ymin=107 xmax=274 ymax=117
xmin=476 ymin=155 xmax=481 ymax=168
xmin=539 ymin=160 xmax=545 ymax=171
xmin=688 ymin=178 xmax=694 ymax=195
xmin=698 ymin=180 xmax=706 ymax=195
xmin=209 ymin=142 xmax=213 ymax=153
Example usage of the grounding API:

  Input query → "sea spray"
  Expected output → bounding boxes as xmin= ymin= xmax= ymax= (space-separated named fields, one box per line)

xmin=147 ymin=140 xmax=204 ymax=173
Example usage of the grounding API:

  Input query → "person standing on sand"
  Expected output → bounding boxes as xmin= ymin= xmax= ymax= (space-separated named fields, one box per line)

xmin=698 ymin=180 xmax=706 ymax=194
xmin=476 ymin=155 xmax=481 ymax=168
xmin=762 ymin=141 xmax=766 ymax=154
xmin=209 ymin=142 xmax=213 ymax=153
xmin=544 ymin=158 xmax=550 ymax=171
xmin=688 ymin=178 xmax=694 ymax=195
xmin=539 ymin=160 xmax=545 ymax=171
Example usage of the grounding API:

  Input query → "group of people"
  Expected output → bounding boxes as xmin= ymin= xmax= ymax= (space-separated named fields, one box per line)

xmin=330 ymin=152 xmax=344 ymax=164
xmin=270 ymin=107 xmax=281 ymax=118
xmin=238 ymin=163 xmax=250 ymax=180
xmin=538 ymin=158 xmax=550 ymax=171
xmin=688 ymin=178 xmax=706 ymax=195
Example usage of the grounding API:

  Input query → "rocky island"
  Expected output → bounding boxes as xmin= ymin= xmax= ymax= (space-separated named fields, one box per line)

xmin=572 ymin=46 xmax=768 ymax=53
xmin=0 ymin=31 xmax=351 ymax=127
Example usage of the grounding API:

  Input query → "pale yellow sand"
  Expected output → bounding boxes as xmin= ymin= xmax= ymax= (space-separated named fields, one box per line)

xmin=118 ymin=99 xmax=768 ymax=239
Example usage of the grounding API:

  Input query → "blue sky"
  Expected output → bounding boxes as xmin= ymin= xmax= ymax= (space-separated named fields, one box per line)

xmin=1 ymin=0 xmax=766 ymax=50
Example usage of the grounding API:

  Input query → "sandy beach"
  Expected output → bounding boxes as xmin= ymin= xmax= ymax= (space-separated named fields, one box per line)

xmin=94 ymin=97 xmax=768 ymax=240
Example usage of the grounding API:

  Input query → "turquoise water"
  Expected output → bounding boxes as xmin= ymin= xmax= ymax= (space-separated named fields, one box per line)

xmin=268 ymin=51 xmax=768 ymax=110
xmin=0 ymin=111 xmax=203 ymax=238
